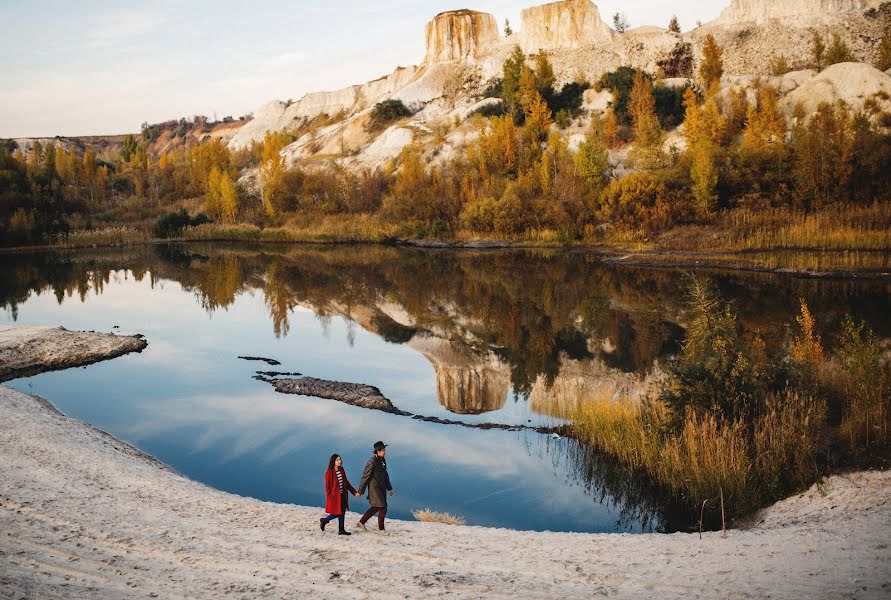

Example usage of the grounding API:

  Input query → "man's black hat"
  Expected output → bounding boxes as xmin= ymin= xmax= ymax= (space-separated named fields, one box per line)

xmin=373 ymin=441 xmax=387 ymax=452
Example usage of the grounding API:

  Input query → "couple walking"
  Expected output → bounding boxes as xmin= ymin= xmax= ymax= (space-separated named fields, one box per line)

xmin=320 ymin=441 xmax=394 ymax=536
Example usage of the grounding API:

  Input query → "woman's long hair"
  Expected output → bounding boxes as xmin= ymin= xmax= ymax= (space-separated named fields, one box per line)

xmin=327 ymin=453 xmax=340 ymax=471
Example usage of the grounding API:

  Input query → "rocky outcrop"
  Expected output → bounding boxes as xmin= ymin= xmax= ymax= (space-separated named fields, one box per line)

xmin=520 ymin=0 xmax=613 ymax=53
xmin=228 ymin=66 xmax=420 ymax=149
xmin=779 ymin=62 xmax=891 ymax=118
xmin=712 ymin=0 xmax=881 ymax=26
xmin=425 ymin=10 xmax=499 ymax=64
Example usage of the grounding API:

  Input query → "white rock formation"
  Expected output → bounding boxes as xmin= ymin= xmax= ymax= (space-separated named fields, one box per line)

xmin=229 ymin=67 xmax=421 ymax=149
xmin=520 ymin=0 xmax=613 ymax=53
xmin=779 ymin=62 xmax=891 ymax=118
xmin=425 ymin=10 xmax=499 ymax=64
xmin=713 ymin=0 xmax=881 ymax=26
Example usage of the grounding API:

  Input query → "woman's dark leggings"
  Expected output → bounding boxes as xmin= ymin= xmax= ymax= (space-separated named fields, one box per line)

xmin=323 ymin=511 xmax=346 ymax=530
xmin=359 ymin=506 xmax=387 ymax=530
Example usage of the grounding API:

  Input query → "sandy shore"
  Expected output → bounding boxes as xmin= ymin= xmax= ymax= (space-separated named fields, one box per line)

xmin=1 ymin=328 xmax=889 ymax=599
xmin=0 ymin=325 xmax=146 ymax=382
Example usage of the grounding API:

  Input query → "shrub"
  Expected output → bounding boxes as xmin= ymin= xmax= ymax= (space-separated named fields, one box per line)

xmin=837 ymin=316 xmax=889 ymax=450
xmin=657 ymin=42 xmax=694 ymax=78
xmin=154 ymin=208 xmax=210 ymax=238
xmin=367 ymin=99 xmax=412 ymax=132
xmin=599 ymin=172 xmax=676 ymax=234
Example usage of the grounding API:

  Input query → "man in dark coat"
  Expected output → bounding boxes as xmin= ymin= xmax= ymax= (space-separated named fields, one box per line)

xmin=356 ymin=441 xmax=394 ymax=533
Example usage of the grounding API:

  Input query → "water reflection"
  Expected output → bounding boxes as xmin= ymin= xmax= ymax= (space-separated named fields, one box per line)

xmin=2 ymin=243 xmax=888 ymax=532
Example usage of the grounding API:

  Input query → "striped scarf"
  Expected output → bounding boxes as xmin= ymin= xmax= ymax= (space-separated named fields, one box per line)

xmin=335 ymin=468 xmax=344 ymax=493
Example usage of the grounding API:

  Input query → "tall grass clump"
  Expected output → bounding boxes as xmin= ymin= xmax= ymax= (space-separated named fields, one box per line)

xmin=412 ymin=509 xmax=466 ymax=526
xmin=836 ymin=316 xmax=890 ymax=449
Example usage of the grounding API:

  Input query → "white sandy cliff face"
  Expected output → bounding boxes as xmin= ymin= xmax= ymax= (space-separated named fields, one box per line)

xmin=519 ymin=0 xmax=614 ymax=53
xmin=713 ymin=0 xmax=882 ymax=25
xmin=227 ymin=0 xmax=889 ymax=172
xmin=425 ymin=10 xmax=499 ymax=64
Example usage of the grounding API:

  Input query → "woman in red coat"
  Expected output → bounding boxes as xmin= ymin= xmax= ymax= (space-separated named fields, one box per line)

xmin=320 ymin=453 xmax=359 ymax=535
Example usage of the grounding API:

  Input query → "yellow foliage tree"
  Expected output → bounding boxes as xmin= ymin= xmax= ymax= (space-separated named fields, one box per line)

xmin=700 ymin=35 xmax=724 ymax=89
xmin=742 ymin=85 xmax=786 ymax=151
xmin=206 ymin=166 xmax=223 ymax=219
xmin=260 ymin=131 xmax=287 ymax=217
xmin=628 ymin=72 xmax=664 ymax=169
xmin=218 ymin=171 xmax=239 ymax=223
xmin=524 ymin=90 xmax=553 ymax=149
xmin=790 ymin=299 xmax=824 ymax=369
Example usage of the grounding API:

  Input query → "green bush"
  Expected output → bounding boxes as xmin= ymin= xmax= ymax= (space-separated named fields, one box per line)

xmin=154 ymin=209 xmax=210 ymax=238
xmin=367 ymin=99 xmax=412 ymax=132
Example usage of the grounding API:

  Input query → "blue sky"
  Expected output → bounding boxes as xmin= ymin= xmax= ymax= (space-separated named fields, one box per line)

xmin=0 ymin=1 xmax=724 ymax=138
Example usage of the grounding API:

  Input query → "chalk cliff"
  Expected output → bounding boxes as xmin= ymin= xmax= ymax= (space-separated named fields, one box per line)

xmin=425 ymin=10 xmax=499 ymax=63
xmin=520 ymin=0 xmax=613 ymax=53
xmin=712 ymin=0 xmax=882 ymax=25
xmin=227 ymin=0 xmax=888 ymax=170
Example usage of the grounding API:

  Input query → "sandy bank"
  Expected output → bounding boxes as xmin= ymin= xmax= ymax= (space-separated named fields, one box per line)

xmin=0 ymin=325 xmax=147 ymax=382
xmin=0 ymin=328 xmax=889 ymax=599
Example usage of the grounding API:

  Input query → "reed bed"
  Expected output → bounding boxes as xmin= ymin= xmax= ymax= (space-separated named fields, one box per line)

xmin=570 ymin=389 xmax=829 ymax=519
xmin=660 ymin=203 xmax=891 ymax=253
xmin=51 ymin=226 xmax=149 ymax=248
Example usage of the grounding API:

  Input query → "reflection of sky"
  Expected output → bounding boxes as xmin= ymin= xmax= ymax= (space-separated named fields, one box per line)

xmin=3 ymin=271 xmax=639 ymax=533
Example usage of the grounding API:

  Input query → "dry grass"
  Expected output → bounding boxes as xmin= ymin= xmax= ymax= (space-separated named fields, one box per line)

xmin=412 ymin=509 xmax=466 ymax=526
xmin=51 ymin=226 xmax=149 ymax=248
xmin=570 ymin=389 xmax=828 ymax=518
xmin=656 ymin=203 xmax=891 ymax=253
xmin=178 ymin=214 xmax=399 ymax=244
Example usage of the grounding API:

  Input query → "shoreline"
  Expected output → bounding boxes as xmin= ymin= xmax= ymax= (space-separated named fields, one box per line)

xmin=1 ymin=237 xmax=889 ymax=281
xmin=1 ymin=326 xmax=890 ymax=597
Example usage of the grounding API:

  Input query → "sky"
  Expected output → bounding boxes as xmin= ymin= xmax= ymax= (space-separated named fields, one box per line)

xmin=0 ymin=1 xmax=724 ymax=138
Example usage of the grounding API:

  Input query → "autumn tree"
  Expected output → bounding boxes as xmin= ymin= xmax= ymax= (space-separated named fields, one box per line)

xmin=518 ymin=64 xmax=539 ymax=114
xmin=524 ymin=89 xmax=554 ymax=148
xmin=501 ymin=45 xmax=527 ymax=122
xmin=742 ymin=85 xmax=786 ymax=151
xmin=684 ymin=88 xmax=724 ymax=214
xmin=121 ymin=134 xmax=138 ymax=163
xmin=811 ymin=32 xmax=826 ymax=71
xmin=218 ymin=171 xmax=238 ymax=223
xmin=668 ymin=15 xmax=681 ymax=34
xmin=533 ymin=50 xmax=556 ymax=99
xmin=574 ymin=113 xmax=610 ymax=190
xmin=613 ymin=13 xmax=629 ymax=33
xmin=504 ymin=19 xmax=513 ymax=37
xmin=792 ymin=101 xmax=854 ymax=210
xmin=699 ymin=35 xmax=724 ymax=90
xmin=628 ymin=71 xmax=664 ymax=169
xmin=825 ymin=34 xmax=854 ymax=66
xmin=770 ymin=55 xmax=791 ymax=76
xmin=259 ymin=130 xmax=287 ymax=217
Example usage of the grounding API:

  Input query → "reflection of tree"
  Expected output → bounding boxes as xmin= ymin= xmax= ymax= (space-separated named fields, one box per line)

xmin=194 ymin=255 xmax=244 ymax=312
xmin=0 ymin=243 xmax=888 ymax=395
xmin=264 ymin=261 xmax=296 ymax=338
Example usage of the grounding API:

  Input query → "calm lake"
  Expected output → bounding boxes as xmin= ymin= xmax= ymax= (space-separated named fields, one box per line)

xmin=2 ymin=243 xmax=889 ymax=533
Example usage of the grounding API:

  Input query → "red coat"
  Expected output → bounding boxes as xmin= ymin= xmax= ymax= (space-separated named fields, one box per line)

xmin=325 ymin=467 xmax=357 ymax=515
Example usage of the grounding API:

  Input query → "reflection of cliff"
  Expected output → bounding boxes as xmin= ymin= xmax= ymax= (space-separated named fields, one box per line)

xmin=408 ymin=334 xmax=510 ymax=414
xmin=528 ymin=356 xmax=655 ymax=420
